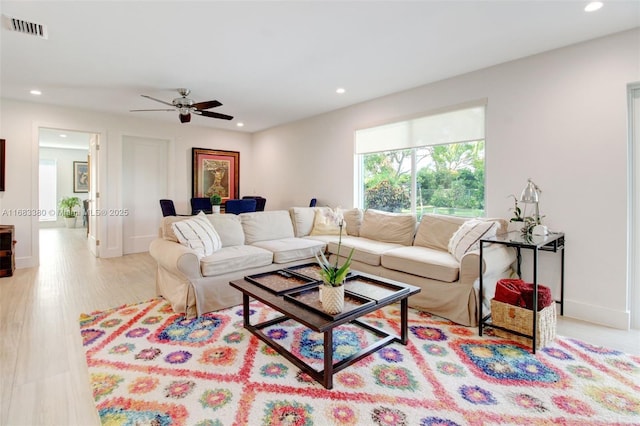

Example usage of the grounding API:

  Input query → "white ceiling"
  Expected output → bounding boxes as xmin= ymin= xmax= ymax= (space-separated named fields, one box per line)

xmin=1 ymin=1 xmax=639 ymax=133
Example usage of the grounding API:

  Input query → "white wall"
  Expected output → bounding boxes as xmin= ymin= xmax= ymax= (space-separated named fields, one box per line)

xmin=251 ymin=29 xmax=640 ymax=328
xmin=0 ymin=101 xmax=252 ymax=265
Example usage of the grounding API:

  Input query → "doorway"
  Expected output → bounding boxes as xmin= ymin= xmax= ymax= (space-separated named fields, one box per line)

xmin=38 ymin=127 xmax=97 ymax=261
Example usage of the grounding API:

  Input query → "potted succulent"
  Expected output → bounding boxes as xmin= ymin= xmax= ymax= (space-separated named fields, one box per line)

xmin=209 ymin=193 xmax=222 ymax=214
xmin=59 ymin=196 xmax=81 ymax=228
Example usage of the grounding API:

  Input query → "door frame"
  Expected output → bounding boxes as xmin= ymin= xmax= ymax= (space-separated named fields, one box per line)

xmin=628 ymin=83 xmax=640 ymax=329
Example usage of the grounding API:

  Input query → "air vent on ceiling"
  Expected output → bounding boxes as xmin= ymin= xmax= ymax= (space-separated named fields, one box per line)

xmin=2 ymin=15 xmax=48 ymax=39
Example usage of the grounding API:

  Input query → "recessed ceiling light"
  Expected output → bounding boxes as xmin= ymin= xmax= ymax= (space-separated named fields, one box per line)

xmin=336 ymin=88 xmax=346 ymax=94
xmin=59 ymin=134 xmax=67 ymax=138
xmin=30 ymin=89 xmax=42 ymax=95
xmin=236 ymin=122 xmax=244 ymax=127
xmin=585 ymin=2 xmax=603 ymax=12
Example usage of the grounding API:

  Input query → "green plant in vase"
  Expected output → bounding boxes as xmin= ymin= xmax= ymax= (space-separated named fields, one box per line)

xmin=508 ymin=194 xmax=524 ymax=223
xmin=59 ymin=196 xmax=81 ymax=228
xmin=316 ymin=221 xmax=354 ymax=287
xmin=210 ymin=194 xmax=222 ymax=213
xmin=315 ymin=217 xmax=355 ymax=314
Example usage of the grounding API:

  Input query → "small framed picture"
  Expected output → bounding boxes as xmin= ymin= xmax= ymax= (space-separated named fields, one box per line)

xmin=73 ymin=161 xmax=89 ymax=193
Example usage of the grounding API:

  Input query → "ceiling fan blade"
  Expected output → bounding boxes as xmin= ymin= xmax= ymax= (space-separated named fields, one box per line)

xmin=195 ymin=110 xmax=234 ymax=120
xmin=192 ymin=100 xmax=222 ymax=110
xmin=141 ymin=94 xmax=175 ymax=107
xmin=179 ymin=113 xmax=191 ymax=123
xmin=130 ymin=108 xmax=175 ymax=112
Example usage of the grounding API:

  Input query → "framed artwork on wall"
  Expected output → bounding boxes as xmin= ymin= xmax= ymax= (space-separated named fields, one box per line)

xmin=192 ymin=148 xmax=239 ymax=200
xmin=73 ymin=161 xmax=89 ymax=193
xmin=0 ymin=139 xmax=5 ymax=192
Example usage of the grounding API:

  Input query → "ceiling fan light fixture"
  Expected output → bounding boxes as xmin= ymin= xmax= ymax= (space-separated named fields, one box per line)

xmin=132 ymin=88 xmax=231 ymax=123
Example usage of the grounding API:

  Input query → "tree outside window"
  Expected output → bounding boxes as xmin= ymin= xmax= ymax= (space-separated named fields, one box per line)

xmin=362 ymin=140 xmax=484 ymax=219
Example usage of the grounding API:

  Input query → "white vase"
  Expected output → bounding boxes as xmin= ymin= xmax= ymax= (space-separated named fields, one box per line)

xmin=507 ymin=221 xmax=523 ymax=233
xmin=321 ymin=284 xmax=344 ymax=314
xmin=211 ymin=205 xmax=221 ymax=214
xmin=64 ymin=216 xmax=77 ymax=228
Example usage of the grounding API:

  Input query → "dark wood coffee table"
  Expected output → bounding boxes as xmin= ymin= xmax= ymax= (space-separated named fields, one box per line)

xmin=229 ymin=272 xmax=420 ymax=389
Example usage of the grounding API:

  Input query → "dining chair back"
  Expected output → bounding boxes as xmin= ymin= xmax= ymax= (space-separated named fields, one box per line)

xmin=225 ymin=198 xmax=257 ymax=214
xmin=160 ymin=199 xmax=177 ymax=217
xmin=242 ymin=196 xmax=266 ymax=211
xmin=190 ymin=197 xmax=212 ymax=215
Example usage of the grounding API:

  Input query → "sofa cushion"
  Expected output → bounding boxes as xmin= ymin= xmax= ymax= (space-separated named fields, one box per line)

xmin=342 ymin=208 xmax=363 ymax=236
xmin=171 ymin=212 xmax=222 ymax=258
xmin=448 ymin=219 xmax=499 ymax=261
xmin=310 ymin=208 xmax=342 ymax=236
xmin=241 ymin=210 xmax=295 ymax=244
xmin=206 ymin=213 xmax=245 ymax=247
xmin=289 ymin=207 xmax=318 ymax=237
xmin=382 ymin=246 xmax=460 ymax=282
xmin=359 ymin=209 xmax=416 ymax=246
xmin=200 ymin=245 xmax=273 ymax=277
xmin=413 ymin=214 xmax=467 ymax=251
xmin=252 ymin=238 xmax=326 ymax=263
xmin=327 ymin=236 xmax=402 ymax=266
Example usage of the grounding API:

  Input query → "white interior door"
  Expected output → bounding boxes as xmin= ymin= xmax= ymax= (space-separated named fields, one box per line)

xmin=87 ymin=134 xmax=100 ymax=256
xmin=122 ymin=136 xmax=169 ymax=254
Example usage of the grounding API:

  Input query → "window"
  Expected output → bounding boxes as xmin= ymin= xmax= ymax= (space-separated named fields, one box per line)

xmin=39 ymin=159 xmax=57 ymax=222
xmin=356 ymin=105 xmax=485 ymax=219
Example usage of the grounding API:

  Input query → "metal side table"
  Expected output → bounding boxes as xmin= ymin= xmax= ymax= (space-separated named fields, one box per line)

xmin=478 ymin=231 xmax=565 ymax=353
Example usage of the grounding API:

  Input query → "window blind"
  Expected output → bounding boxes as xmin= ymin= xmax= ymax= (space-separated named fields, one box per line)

xmin=355 ymin=105 xmax=485 ymax=154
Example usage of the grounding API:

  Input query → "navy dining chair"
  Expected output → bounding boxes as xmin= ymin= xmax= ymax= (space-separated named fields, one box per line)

xmin=190 ymin=197 xmax=212 ymax=215
xmin=225 ymin=199 xmax=257 ymax=214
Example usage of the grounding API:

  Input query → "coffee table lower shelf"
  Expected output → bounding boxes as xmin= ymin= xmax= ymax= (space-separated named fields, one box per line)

xmin=244 ymin=306 xmax=400 ymax=390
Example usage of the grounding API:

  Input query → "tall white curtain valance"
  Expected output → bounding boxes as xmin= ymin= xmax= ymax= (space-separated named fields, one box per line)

xmin=355 ymin=105 xmax=485 ymax=154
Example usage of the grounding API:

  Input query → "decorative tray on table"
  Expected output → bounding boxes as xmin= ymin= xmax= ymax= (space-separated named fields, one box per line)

xmin=343 ymin=274 xmax=409 ymax=304
xmin=245 ymin=270 xmax=319 ymax=295
xmin=284 ymin=287 xmax=375 ymax=320
xmin=283 ymin=263 xmax=326 ymax=282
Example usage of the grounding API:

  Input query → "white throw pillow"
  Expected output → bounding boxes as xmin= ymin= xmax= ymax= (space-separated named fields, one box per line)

xmin=309 ymin=208 xmax=342 ymax=236
xmin=448 ymin=219 xmax=498 ymax=261
xmin=171 ymin=212 xmax=222 ymax=258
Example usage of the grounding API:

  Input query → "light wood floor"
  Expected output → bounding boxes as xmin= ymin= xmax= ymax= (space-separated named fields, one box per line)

xmin=1 ymin=227 xmax=638 ymax=425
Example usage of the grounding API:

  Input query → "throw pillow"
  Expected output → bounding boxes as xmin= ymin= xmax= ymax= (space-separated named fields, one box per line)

xmin=171 ymin=212 xmax=222 ymax=258
xmin=448 ymin=219 xmax=498 ymax=261
xmin=309 ymin=208 xmax=342 ymax=236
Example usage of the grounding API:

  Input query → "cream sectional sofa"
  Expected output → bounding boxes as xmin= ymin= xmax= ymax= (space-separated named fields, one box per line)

xmin=149 ymin=207 xmax=516 ymax=326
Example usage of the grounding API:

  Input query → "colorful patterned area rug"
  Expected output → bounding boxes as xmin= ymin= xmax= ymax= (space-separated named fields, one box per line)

xmin=79 ymin=298 xmax=640 ymax=425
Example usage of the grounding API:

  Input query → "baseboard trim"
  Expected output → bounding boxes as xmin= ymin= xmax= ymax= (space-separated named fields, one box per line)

xmin=564 ymin=300 xmax=630 ymax=330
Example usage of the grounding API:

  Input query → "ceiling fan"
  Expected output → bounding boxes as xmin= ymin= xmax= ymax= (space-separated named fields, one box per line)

xmin=130 ymin=88 xmax=233 ymax=123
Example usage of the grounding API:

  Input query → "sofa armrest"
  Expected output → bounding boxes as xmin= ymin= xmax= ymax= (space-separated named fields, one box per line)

xmin=149 ymin=238 xmax=203 ymax=279
xmin=459 ymin=244 xmax=516 ymax=286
